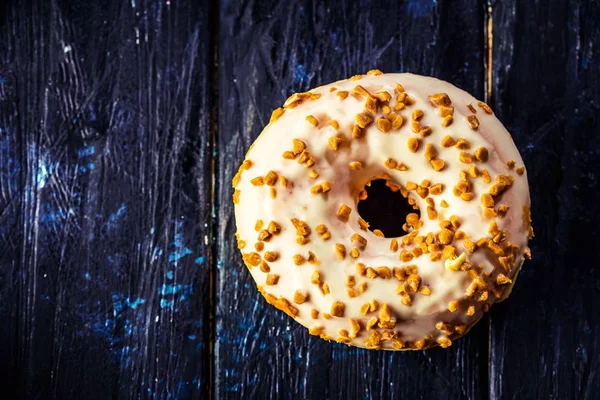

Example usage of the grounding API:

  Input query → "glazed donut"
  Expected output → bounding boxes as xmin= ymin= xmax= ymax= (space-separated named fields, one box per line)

xmin=232 ymin=71 xmax=532 ymax=350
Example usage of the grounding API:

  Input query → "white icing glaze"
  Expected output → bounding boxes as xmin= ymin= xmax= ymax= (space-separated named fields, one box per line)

xmin=233 ymin=72 xmax=531 ymax=350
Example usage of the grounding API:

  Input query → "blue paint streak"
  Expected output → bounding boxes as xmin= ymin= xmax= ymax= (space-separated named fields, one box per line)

xmin=160 ymin=299 xmax=174 ymax=308
xmin=166 ymin=270 xmax=174 ymax=280
xmin=195 ymin=255 xmax=205 ymax=265
xmin=109 ymin=203 xmax=126 ymax=222
xmin=36 ymin=160 xmax=55 ymax=189
xmin=294 ymin=63 xmax=310 ymax=85
xmin=179 ymin=284 xmax=193 ymax=301
xmin=77 ymin=145 xmax=95 ymax=157
xmin=169 ymin=221 xmax=192 ymax=264
xmin=168 ymin=247 xmax=191 ymax=263
xmin=159 ymin=283 xmax=182 ymax=295
xmin=581 ymin=56 xmax=589 ymax=69
xmin=406 ymin=0 xmax=435 ymax=17
xmin=112 ymin=295 xmax=146 ymax=314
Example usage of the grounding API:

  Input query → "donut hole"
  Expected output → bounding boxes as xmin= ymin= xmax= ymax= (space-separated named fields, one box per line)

xmin=357 ymin=179 xmax=419 ymax=238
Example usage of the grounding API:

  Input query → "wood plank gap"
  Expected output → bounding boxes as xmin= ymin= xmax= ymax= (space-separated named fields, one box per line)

xmin=485 ymin=0 xmax=494 ymax=103
xmin=208 ymin=0 xmax=220 ymax=398
xmin=482 ymin=2 xmax=493 ymax=399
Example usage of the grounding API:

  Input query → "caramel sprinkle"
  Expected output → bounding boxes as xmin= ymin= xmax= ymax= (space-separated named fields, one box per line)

xmin=448 ymin=300 xmax=459 ymax=312
xmin=266 ymin=274 xmax=279 ymax=285
xmin=352 ymin=125 xmax=365 ymax=139
xmin=267 ymin=221 xmax=281 ymax=234
xmin=365 ymin=97 xmax=378 ymax=114
xmin=337 ymin=204 xmax=352 ymax=221
xmin=407 ymin=138 xmax=420 ymax=153
xmin=293 ymin=254 xmax=305 ymax=266
xmin=376 ymin=267 xmax=392 ymax=279
xmin=497 ymin=274 xmax=512 ymax=285
xmin=336 ymin=91 xmax=349 ymax=100
xmin=376 ymin=117 xmax=392 ymax=133
xmin=431 ymin=159 xmax=445 ymax=171
xmin=335 ymin=244 xmax=346 ymax=260
xmin=419 ymin=126 xmax=432 ymax=138
xmin=356 ymin=113 xmax=374 ymax=129
xmin=292 ymin=139 xmax=306 ymax=155
xmin=270 ymin=107 xmax=285 ymax=122
xmin=429 ymin=93 xmax=451 ymax=106
xmin=349 ymin=161 xmax=363 ymax=170
xmin=310 ymin=184 xmax=323 ymax=195
xmin=351 ymin=233 xmax=367 ymax=248
xmin=264 ymin=171 xmax=278 ymax=186
xmin=353 ymin=85 xmax=370 ymax=97
xmin=477 ymin=101 xmax=493 ymax=114
xmin=424 ymin=144 xmax=438 ymax=161
xmin=411 ymin=120 xmax=421 ymax=133
xmin=467 ymin=115 xmax=479 ymax=130
xmin=358 ymin=282 xmax=368 ymax=293
xmin=456 ymin=138 xmax=470 ymax=150
xmin=391 ymin=115 xmax=404 ymax=129
xmin=306 ymin=115 xmax=318 ymax=127
xmin=441 ymin=135 xmax=456 ymax=147
xmin=459 ymin=152 xmax=474 ymax=164
xmin=384 ymin=158 xmax=398 ymax=169
xmin=474 ymin=147 xmax=489 ymax=162
xmin=264 ymin=251 xmax=278 ymax=262
xmin=439 ymin=105 xmax=454 ymax=117
xmin=293 ymin=291 xmax=308 ymax=304
xmin=412 ymin=109 xmax=424 ymax=120
xmin=328 ymin=136 xmax=343 ymax=150
xmin=374 ymin=90 xmax=392 ymax=102
xmin=331 ymin=301 xmax=345 ymax=317
xmin=311 ymin=271 xmax=321 ymax=285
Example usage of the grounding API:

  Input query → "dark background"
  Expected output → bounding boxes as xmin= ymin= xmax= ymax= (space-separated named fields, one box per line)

xmin=0 ymin=0 xmax=599 ymax=399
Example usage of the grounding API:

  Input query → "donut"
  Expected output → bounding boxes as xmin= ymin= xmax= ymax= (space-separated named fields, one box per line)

xmin=232 ymin=71 xmax=532 ymax=350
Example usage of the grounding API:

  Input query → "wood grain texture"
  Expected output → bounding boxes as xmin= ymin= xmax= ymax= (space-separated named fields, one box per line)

xmin=2 ymin=0 xmax=600 ymax=398
xmin=0 ymin=0 xmax=214 ymax=398
xmin=489 ymin=0 xmax=600 ymax=399
xmin=216 ymin=1 xmax=488 ymax=398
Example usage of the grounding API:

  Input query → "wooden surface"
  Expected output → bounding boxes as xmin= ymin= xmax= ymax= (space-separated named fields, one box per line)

xmin=0 ymin=0 xmax=599 ymax=399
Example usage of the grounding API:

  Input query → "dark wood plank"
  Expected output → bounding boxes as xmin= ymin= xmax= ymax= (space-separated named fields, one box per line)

xmin=0 ymin=0 xmax=214 ymax=398
xmin=489 ymin=0 xmax=600 ymax=398
xmin=216 ymin=0 xmax=488 ymax=398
